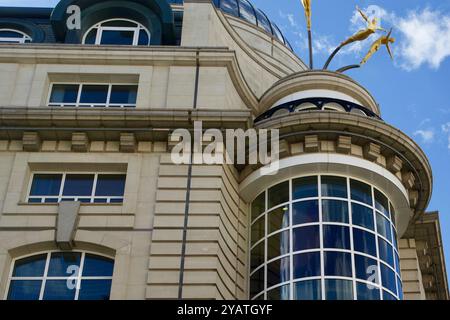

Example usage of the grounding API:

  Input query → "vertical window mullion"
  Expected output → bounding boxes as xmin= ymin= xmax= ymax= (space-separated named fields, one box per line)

xmin=132 ymin=28 xmax=139 ymax=46
xmin=264 ymin=190 xmax=267 ymax=300
xmin=38 ymin=253 xmax=51 ymax=300
xmin=75 ymin=252 xmax=85 ymax=300
xmin=76 ymin=84 xmax=82 ymax=107
xmin=92 ymin=174 xmax=98 ymax=203
xmin=347 ymin=177 xmax=357 ymax=300
xmin=106 ymin=84 xmax=112 ymax=107
xmin=95 ymin=27 xmax=102 ymax=45
xmin=318 ymin=175 xmax=325 ymax=300
xmin=289 ymin=179 xmax=293 ymax=300
xmin=59 ymin=173 xmax=66 ymax=202
xmin=372 ymin=185 xmax=383 ymax=300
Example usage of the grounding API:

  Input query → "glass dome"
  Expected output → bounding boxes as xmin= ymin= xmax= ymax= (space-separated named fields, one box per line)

xmin=168 ymin=0 xmax=293 ymax=51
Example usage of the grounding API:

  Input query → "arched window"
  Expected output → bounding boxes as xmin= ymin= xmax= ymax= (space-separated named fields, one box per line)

xmin=0 ymin=29 xmax=32 ymax=44
xmin=82 ymin=19 xmax=150 ymax=46
xmin=7 ymin=251 xmax=114 ymax=300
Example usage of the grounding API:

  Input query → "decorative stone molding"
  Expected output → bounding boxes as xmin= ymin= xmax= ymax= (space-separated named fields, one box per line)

xmin=304 ymin=135 xmax=319 ymax=152
xmin=336 ymin=135 xmax=352 ymax=154
xmin=409 ymin=190 xmax=419 ymax=208
xmin=22 ymin=132 xmax=41 ymax=152
xmin=363 ymin=142 xmax=381 ymax=161
xmin=56 ymin=201 xmax=80 ymax=250
xmin=71 ymin=132 xmax=89 ymax=152
xmin=402 ymin=171 xmax=416 ymax=189
xmin=120 ymin=133 xmax=137 ymax=153
xmin=279 ymin=139 xmax=291 ymax=158
xmin=387 ymin=155 xmax=403 ymax=173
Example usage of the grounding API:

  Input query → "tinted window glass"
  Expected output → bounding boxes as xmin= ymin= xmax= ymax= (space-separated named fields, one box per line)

xmin=325 ymin=279 xmax=353 ymax=300
xmin=250 ymin=241 xmax=264 ymax=271
xmin=354 ymin=254 xmax=378 ymax=283
xmin=7 ymin=280 xmax=41 ymax=300
xmin=293 ymin=280 xmax=321 ymax=300
xmin=100 ymin=30 xmax=134 ymax=45
xmin=238 ymin=0 xmax=257 ymax=24
xmin=251 ymin=192 xmax=265 ymax=221
xmin=78 ymin=280 xmax=112 ymax=300
xmin=322 ymin=200 xmax=348 ymax=223
xmin=375 ymin=190 xmax=389 ymax=216
xmin=82 ymin=254 xmax=114 ymax=277
xmin=321 ymin=176 xmax=347 ymax=198
xmin=268 ymin=205 xmax=289 ymax=234
xmin=267 ymin=257 xmax=290 ymax=288
xmin=43 ymin=280 xmax=76 ymax=300
xmin=266 ymin=284 xmax=289 ymax=300
xmin=220 ymin=0 xmax=239 ymax=16
xmin=353 ymin=229 xmax=377 ymax=256
xmin=250 ymin=267 xmax=264 ymax=298
xmin=13 ymin=254 xmax=47 ymax=277
xmin=293 ymin=252 xmax=320 ymax=279
xmin=356 ymin=282 xmax=380 ymax=300
xmin=292 ymin=200 xmax=319 ymax=225
xmin=323 ymin=225 xmax=350 ymax=249
xmin=268 ymin=182 xmax=289 ymax=209
xmin=352 ymin=203 xmax=374 ymax=230
xmin=62 ymin=174 xmax=94 ymax=196
xmin=324 ymin=251 xmax=352 ymax=277
xmin=95 ymin=174 xmax=126 ymax=196
xmin=138 ymin=30 xmax=149 ymax=45
xmin=380 ymin=264 xmax=397 ymax=294
xmin=50 ymin=84 xmax=79 ymax=104
xmin=79 ymin=85 xmax=108 ymax=104
xmin=30 ymin=174 xmax=62 ymax=196
xmin=110 ymin=85 xmax=137 ymax=104
xmin=293 ymin=226 xmax=320 ymax=251
xmin=292 ymin=176 xmax=317 ymax=199
xmin=378 ymin=237 xmax=394 ymax=267
xmin=376 ymin=212 xmax=392 ymax=241
xmin=251 ymin=215 xmax=265 ymax=246
xmin=255 ymin=9 xmax=272 ymax=33
xmin=267 ymin=231 xmax=289 ymax=260
xmin=48 ymin=252 xmax=81 ymax=277
xmin=350 ymin=179 xmax=372 ymax=205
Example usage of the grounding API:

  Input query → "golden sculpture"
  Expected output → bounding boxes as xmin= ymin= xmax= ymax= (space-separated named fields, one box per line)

xmin=340 ymin=6 xmax=385 ymax=46
xmin=301 ymin=0 xmax=312 ymax=30
xmin=360 ymin=29 xmax=395 ymax=65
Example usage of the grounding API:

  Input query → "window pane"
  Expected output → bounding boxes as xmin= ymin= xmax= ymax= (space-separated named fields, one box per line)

xmin=95 ymin=174 xmax=126 ymax=196
xmin=380 ymin=264 xmax=397 ymax=294
xmin=7 ymin=280 xmax=42 ymax=300
xmin=267 ymin=231 xmax=289 ymax=260
xmin=356 ymin=282 xmax=380 ymax=300
xmin=376 ymin=212 xmax=392 ymax=241
xmin=321 ymin=176 xmax=347 ymax=198
xmin=30 ymin=174 xmax=62 ymax=196
xmin=251 ymin=215 xmax=264 ymax=246
xmin=238 ymin=0 xmax=257 ymax=24
xmin=293 ymin=226 xmax=320 ymax=252
xmin=351 ymin=203 xmax=374 ymax=230
xmin=220 ymin=0 xmax=239 ymax=16
xmin=251 ymin=192 xmax=265 ymax=221
xmin=378 ymin=237 xmax=394 ymax=267
xmin=79 ymin=85 xmax=109 ymax=103
xmin=84 ymin=28 xmax=97 ymax=44
xmin=110 ymin=85 xmax=137 ymax=104
xmin=49 ymin=84 xmax=79 ymax=104
xmin=375 ymin=189 xmax=389 ymax=216
xmin=268 ymin=205 xmax=289 ymax=234
xmin=390 ymin=203 xmax=396 ymax=226
xmin=294 ymin=280 xmax=321 ymax=300
xmin=267 ymin=284 xmax=290 ymax=300
xmin=354 ymin=254 xmax=379 ymax=284
xmin=0 ymin=30 xmax=24 ymax=38
xmin=324 ymin=251 xmax=352 ymax=277
xmin=138 ymin=30 xmax=149 ymax=46
xmin=43 ymin=280 xmax=76 ymax=300
xmin=292 ymin=176 xmax=317 ymax=200
xmin=292 ymin=200 xmax=319 ymax=225
xmin=250 ymin=241 xmax=264 ymax=271
xmin=353 ymin=229 xmax=377 ymax=256
xmin=322 ymin=200 xmax=349 ymax=223
xmin=100 ymin=30 xmax=135 ymax=45
xmin=250 ymin=267 xmax=264 ymax=298
xmin=383 ymin=290 xmax=397 ymax=300
xmin=293 ymin=252 xmax=320 ymax=279
xmin=78 ymin=280 xmax=112 ymax=300
xmin=267 ymin=257 xmax=290 ymax=288
xmin=63 ymin=174 xmax=94 ymax=196
xmin=48 ymin=252 xmax=81 ymax=277
xmin=255 ymin=9 xmax=272 ymax=33
xmin=13 ymin=254 xmax=47 ymax=277
xmin=323 ymin=225 xmax=350 ymax=249
xmin=350 ymin=179 xmax=372 ymax=205
xmin=82 ymin=254 xmax=114 ymax=277
xmin=102 ymin=20 xmax=137 ymax=27
xmin=397 ymin=277 xmax=403 ymax=300
xmin=268 ymin=181 xmax=289 ymax=209
xmin=325 ymin=279 xmax=353 ymax=300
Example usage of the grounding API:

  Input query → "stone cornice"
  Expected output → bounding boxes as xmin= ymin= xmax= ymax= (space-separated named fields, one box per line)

xmin=254 ymin=111 xmax=432 ymax=215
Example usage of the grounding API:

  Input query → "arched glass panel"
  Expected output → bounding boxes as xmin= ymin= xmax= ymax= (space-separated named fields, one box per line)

xmin=0 ymin=29 xmax=32 ymax=43
xmin=255 ymin=9 xmax=272 ymax=33
xmin=7 ymin=252 xmax=114 ymax=300
xmin=238 ymin=0 xmax=257 ymax=24
xmin=220 ymin=0 xmax=239 ymax=17
xmin=82 ymin=19 xmax=150 ymax=46
xmin=270 ymin=22 xmax=285 ymax=43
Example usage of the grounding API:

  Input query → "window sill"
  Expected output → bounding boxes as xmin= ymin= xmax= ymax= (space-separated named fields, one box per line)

xmin=18 ymin=201 xmax=123 ymax=206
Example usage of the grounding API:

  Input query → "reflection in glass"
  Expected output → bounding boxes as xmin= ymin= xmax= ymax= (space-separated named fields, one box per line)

xmin=251 ymin=216 xmax=265 ymax=246
xmin=293 ymin=252 xmax=320 ymax=279
xmin=268 ymin=206 xmax=289 ymax=234
xmin=350 ymin=179 xmax=372 ymax=205
xmin=380 ymin=264 xmax=397 ymax=295
xmin=266 ymin=284 xmax=290 ymax=300
xmin=267 ymin=231 xmax=289 ymax=260
xmin=356 ymin=282 xmax=380 ymax=300
xmin=354 ymin=254 xmax=378 ymax=283
xmin=322 ymin=200 xmax=348 ymax=223
xmin=321 ymin=176 xmax=347 ymax=198
xmin=250 ymin=267 xmax=264 ymax=298
xmin=251 ymin=241 xmax=264 ymax=271
xmin=267 ymin=257 xmax=290 ymax=288
xmin=251 ymin=192 xmax=265 ymax=221
xmin=323 ymin=225 xmax=350 ymax=249
xmin=351 ymin=203 xmax=374 ymax=230
xmin=378 ymin=237 xmax=394 ymax=267
xmin=294 ymin=280 xmax=321 ymax=300
xmin=292 ymin=176 xmax=317 ymax=199
xmin=376 ymin=213 xmax=392 ymax=241
xmin=293 ymin=226 xmax=320 ymax=252
xmin=268 ymin=182 xmax=289 ymax=209
xmin=324 ymin=251 xmax=352 ymax=277
xmin=375 ymin=190 xmax=389 ymax=216
xmin=325 ymin=279 xmax=353 ymax=300
xmin=353 ymin=229 xmax=377 ymax=256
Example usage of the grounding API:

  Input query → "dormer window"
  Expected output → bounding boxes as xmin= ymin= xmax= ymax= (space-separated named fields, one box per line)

xmin=0 ymin=29 xmax=32 ymax=43
xmin=82 ymin=19 xmax=150 ymax=46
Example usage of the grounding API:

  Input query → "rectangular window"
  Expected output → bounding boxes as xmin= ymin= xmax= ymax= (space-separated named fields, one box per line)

xmin=28 ymin=173 xmax=126 ymax=204
xmin=48 ymin=83 xmax=137 ymax=108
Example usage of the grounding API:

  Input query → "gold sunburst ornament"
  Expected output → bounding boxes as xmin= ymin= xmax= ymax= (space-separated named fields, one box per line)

xmin=361 ymin=28 xmax=395 ymax=65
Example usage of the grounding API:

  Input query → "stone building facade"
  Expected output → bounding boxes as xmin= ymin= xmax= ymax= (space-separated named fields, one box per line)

xmin=0 ymin=0 xmax=447 ymax=300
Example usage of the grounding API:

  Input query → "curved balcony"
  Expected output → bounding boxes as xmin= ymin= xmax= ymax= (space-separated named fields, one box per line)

xmin=254 ymin=97 xmax=382 ymax=124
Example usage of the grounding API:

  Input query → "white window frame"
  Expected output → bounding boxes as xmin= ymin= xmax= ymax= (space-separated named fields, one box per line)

xmin=5 ymin=251 xmax=114 ymax=300
xmin=82 ymin=18 xmax=150 ymax=46
xmin=47 ymin=83 xmax=138 ymax=108
xmin=248 ymin=173 xmax=402 ymax=301
xmin=26 ymin=172 xmax=126 ymax=204
xmin=0 ymin=28 xmax=32 ymax=44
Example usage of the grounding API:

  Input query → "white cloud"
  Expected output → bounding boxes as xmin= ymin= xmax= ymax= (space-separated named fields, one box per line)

xmin=396 ymin=9 xmax=450 ymax=70
xmin=279 ymin=11 xmax=299 ymax=29
xmin=414 ymin=129 xmax=435 ymax=144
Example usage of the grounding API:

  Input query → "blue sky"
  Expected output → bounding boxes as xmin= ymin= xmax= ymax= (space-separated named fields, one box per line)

xmin=2 ymin=0 xmax=450 ymax=280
